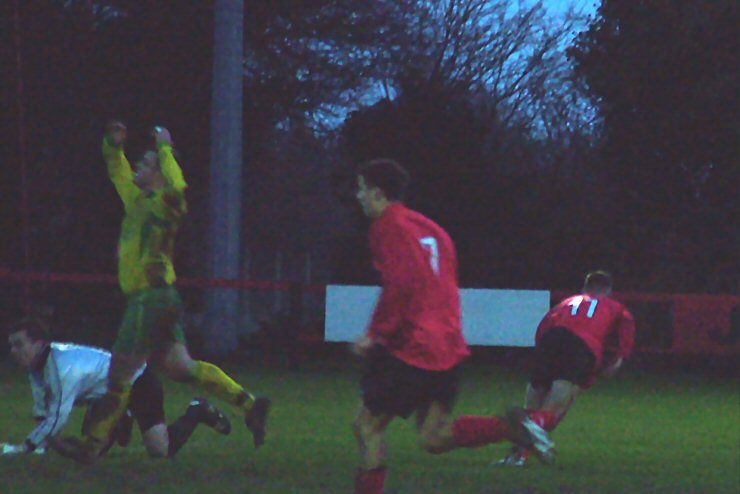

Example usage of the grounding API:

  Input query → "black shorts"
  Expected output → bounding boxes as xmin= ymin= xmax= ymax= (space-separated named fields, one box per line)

xmin=81 ymin=367 xmax=165 ymax=437
xmin=129 ymin=367 xmax=166 ymax=432
xmin=530 ymin=327 xmax=596 ymax=389
xmin=360 ymin=346 xmax=460 ymax=419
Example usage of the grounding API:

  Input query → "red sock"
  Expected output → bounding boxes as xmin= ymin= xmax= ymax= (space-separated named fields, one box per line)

xmin=354 ymin=466 xmax=386 ymax=494
xmin=527 ymin=410 xmax=560 ymax=431
xmin=452 ymin=416 xmax=510 ymax=448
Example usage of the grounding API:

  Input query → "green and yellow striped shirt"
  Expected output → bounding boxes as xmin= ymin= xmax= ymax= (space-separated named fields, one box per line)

xmin=102 ymin=138 xmax=187 ymax=295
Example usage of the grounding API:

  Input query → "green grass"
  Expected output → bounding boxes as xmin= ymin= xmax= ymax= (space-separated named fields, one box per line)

xmin=0 ymin=361 xmax=738 ymax=493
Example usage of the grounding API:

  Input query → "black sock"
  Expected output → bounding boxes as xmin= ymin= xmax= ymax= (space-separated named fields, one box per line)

xmin=167 ymin=407 xmax=200 ymax=458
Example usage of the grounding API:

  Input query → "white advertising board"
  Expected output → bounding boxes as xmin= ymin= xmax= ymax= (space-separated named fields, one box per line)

xmin=325 ymin=285 xmax=550 ymax=346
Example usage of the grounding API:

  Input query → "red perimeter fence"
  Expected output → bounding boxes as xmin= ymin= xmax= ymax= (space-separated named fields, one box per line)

xmin=2 ymin=268 xmax=738 ymax=356
xmin=551 ymin=290 xmax=740 ymax=356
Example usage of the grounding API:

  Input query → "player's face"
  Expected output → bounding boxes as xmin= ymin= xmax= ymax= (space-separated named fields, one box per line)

xmin=8 ymin=331 xmax=45 ymax=369
xmin=134 ymin=151 xmax=161 ymax=191
xmin=356 ymin=175 xmax=379 ymax=218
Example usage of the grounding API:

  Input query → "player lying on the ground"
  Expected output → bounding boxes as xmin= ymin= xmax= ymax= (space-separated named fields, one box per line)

xmin=495 ymin=270 xmax=636 ymax=467
xmin=2 ymin=318 xmax=231 ymax=459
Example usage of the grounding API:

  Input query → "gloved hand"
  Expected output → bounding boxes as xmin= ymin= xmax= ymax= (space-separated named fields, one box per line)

xmin=1 ymin=442 xmax=28 ymax=455
xmin=0 ymin=442 xmax=45 ymax=455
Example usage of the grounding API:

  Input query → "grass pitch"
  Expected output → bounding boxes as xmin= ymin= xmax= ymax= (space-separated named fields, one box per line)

xmin=0 ymin=360 xmax=737 ymax=493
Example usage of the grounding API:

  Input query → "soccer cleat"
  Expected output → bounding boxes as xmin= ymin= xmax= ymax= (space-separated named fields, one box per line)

xmin=494 ymin=453 xmax=527 ymax=467
xmin=505 ymin=406 xmax=555 ymax=465
xmin=189 ymin=397 xmax=232 ymax=435
xmin=244 ymin=397 xmax=271 ymax=448
xmin=494 ymin=446 xmax=528 ymax=467
xmin=47 ymin=436 xmax=99 ymax=466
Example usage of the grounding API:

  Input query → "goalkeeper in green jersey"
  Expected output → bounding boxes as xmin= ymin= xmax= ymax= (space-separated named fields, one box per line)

xmin=54 ymin=121 xmax=269 ymax=464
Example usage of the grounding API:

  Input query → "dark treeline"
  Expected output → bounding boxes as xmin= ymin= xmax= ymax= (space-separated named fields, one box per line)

xmin=1 ymin=0 xmax=737 ymax=296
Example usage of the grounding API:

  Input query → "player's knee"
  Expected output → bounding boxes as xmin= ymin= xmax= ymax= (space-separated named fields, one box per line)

xmin=418 ymin=431 xmax=446 ymax=454
xmin=164 ymin=361 xmax=193 ymax=382
xmin=143 ymin=424 xmax=169 ymax=458
xmin=144 ymin=437 xmax=168 ymax=458
xmin=353 ymin=414 xmax=384 ymax=444
xmin=164 ymin=357 xmax=198 ymax=383
xmin=146 ymin=444 xmax=168 ymax=458
xmin=530 ymin=378 xmax=552 ymax=393
xmin=353 ymin=415 xmax=374 ymax=442
xmin=155 ymin=343 xmax=193 ymax=382
xmin=551 ymin=379 xmax=580 ymax=397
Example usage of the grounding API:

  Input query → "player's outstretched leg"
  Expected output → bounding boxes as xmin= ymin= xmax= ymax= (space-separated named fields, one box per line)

xmin=164 ymin=344 xmax=271 ymax=448
xmin=505 ymin=406 xmax=555 ymax=464
xmin=496 ymin=380 xmax=573 ymax=465
xmin=166 ymin=397 xmax=232 ymax=458
xmin=189 ymin=397 xmax=232 ymax=435
xmin=353 ymin=407 xmax=392 ymax=494
xmin=494 ymin=408 xmax=560 ymax=466
xmin=184 ymin=358 xmax=270 ymax=448
xmin=495 ymin=379 xmax=566 ymax=467
xmin=444 ymin=408 xmax=554 ymax=465
xmin=448 ymin=414 xmax=513 ymax=450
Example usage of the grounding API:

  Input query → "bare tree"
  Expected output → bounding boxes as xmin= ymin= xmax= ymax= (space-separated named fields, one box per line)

xmin=380 ymin=0 xmax=593 ymax=140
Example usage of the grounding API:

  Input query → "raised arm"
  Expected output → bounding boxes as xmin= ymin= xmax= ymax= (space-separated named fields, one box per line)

xmin=145 ymin=127 xmax=187 ymax=222
xmin=153 ymin=126 xmax=187 ymax=191
xmin=102 ymin=121 xmax=138 ymax=208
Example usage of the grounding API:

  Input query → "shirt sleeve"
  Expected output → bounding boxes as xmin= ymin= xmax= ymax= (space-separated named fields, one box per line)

xmin=149 ymin=143 xmax=187 ymax=222
xmin=367 ymin=223 xmax=415 ymax=341
xmin=29 ymin=375 xmax=46 ymax=421
xmin=102 ymin=136 xmax=139 ymax=209
xmin=25 ymin=355 xmax=80 ymax=449
xmin=158 ymin=143 xmax=187 ymax=191
xmin=616 ymin=307 xmax=636 ymax=359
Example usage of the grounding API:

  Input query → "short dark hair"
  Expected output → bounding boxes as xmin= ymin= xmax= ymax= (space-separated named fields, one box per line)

xmin=6 ymin=318 xmax=49 ymax=342
xmin=584 ymin=270 xmax=613 ymax=292
xmin=357 ymin=159 xmax=410 ymax=201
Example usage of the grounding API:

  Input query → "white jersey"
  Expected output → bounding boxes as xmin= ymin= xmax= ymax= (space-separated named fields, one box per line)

xmin=26 ymin=342 xmax=144 ymax=449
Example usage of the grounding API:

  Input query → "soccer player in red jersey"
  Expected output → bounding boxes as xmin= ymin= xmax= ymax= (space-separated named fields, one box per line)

xmin=496 ymin=270 xmax=636 ymax=467
xmin=351 ymin=159 xmax=554 ymax=494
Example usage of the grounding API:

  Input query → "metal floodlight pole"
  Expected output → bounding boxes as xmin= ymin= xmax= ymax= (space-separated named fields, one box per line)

xmin=204 ymin=0 xmax=245 ymax=356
